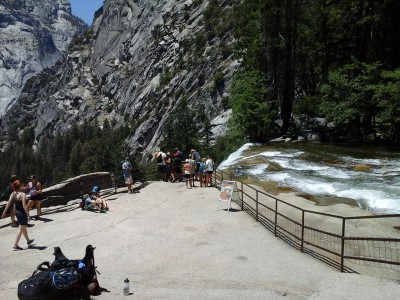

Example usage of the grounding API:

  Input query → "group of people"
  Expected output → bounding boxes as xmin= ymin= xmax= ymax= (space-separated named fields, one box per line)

xmin=1 ymin=174 xmax=43 ymax=250
xmin=1 ymin=173 xmax=110 ymax=251
xmin=156 ymin=148 xmax=214 ymax=189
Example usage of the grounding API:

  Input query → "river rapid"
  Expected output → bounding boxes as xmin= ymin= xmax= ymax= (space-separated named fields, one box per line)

xmin=218 ymin=143 xmax=400 ymax=214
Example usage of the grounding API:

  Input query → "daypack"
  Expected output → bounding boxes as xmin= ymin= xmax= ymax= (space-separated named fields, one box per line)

xmin=18 ymin=245 xmax=99 ymax=300
xmin=156 ymin=153 xmax=163 ymax=163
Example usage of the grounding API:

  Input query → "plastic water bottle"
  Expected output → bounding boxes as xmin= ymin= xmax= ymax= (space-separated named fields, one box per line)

xmin=123 ymin=278 xmax=130 ymax=296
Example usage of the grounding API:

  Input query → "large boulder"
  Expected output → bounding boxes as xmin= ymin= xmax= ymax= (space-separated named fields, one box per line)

xmin=0 ymin=172 xmax=114 ymax=214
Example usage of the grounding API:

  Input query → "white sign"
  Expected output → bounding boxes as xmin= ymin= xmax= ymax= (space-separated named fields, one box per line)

xmin=217 ymin=180 xmax=236 ymax=211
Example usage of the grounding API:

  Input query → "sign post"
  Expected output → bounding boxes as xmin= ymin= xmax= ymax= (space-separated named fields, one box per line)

xmin=217 ymin=180 xmax=236 ymax=211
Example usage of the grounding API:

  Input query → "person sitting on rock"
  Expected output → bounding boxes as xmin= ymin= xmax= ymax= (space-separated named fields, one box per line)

xmin=84 ymin=186 xmax=109 ymax=212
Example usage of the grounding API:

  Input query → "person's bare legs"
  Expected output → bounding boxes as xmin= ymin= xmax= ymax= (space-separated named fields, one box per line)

xmin=21 ymin=226 xmax=30 ymax=241
xmin=14 ymin=226 xmax=23 ymax=247
xmin=36 ymin=201 xmax=41 ymax=218
xmin=96 ymin=198 xmax=108 ymax=209
xmin=27 ymin=200 xmax=35 ymax=218
xmin=10 ymin=209 xmax=16 ymax=224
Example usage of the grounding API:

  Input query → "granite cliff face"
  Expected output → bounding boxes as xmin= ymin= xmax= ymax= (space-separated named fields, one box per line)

xmin=1 ymin=0 xmax=237 ymax=157
xmin=0 ymin=0 xmax=85 ymax=114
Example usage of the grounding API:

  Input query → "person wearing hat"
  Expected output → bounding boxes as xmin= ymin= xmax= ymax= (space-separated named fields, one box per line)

xmin=85 ymin=186 xmax=108 ymax=212
xmin=122 ymin=157 xmax=134 ymax=193
xmin=26 ymin=175 xmax=43 ymax=220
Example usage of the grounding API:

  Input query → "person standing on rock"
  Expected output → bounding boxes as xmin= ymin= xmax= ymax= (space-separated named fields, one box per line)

xmin=183 ymin=159 xmax=192 ymax=189
xmin=205 ymin=156 xmax=214 ymax=187
xmin=122 ymin=157 xmax=134 ymax=193
xmin=26 ymin=175 xmax=43 ymax=220
xmin=156 ymin=150 xmax=167 ymax=181
xmin=2 ymin=180 xmax=34 ymax=250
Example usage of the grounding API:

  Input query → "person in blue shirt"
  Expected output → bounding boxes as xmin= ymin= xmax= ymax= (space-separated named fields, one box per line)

xmin=122 ymin=157 xmax=134 ymax=193
xmin=85 ymin=186 xmax=108 ymax=212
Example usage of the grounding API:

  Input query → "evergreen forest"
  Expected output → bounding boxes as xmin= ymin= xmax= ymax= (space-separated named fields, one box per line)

xmin=1 ymin=0 xmax=400 ymax=190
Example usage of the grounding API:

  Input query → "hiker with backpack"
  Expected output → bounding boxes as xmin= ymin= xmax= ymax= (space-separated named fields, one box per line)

xmin=2 ymin=180 xmax=34 ymax=251
xmin=156 ymin=150 xmax=167 ymax=181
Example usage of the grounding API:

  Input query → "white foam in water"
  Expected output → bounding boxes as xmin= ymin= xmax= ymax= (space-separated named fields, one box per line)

xmin=290 ymin=178 xmax=337 ymax=195
xmin=218 ymin=143 xmax=258 ymax=169
xmin=266 ymin=172 xmax=292 ymax=182
xmin=317 ymin=168 xmax=351 ymax=179
xmin=260 ymin=150 xmax=304 ymax=158
xmin=221 ymin=144 xmax=400 ymax=213
xmin=271 ymin=158 xmax=327 ymax=171
xmin=248 ymin=164 xmax=268 ymax=175
xmin=336 ymin=189 xmax=399 ymax=213
xmin=260 ymin=151 xmax=282 ymax=157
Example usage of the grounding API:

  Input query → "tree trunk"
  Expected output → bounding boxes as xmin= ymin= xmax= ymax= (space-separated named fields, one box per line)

xmin=281 ymin=0 xmax=295 ymax=134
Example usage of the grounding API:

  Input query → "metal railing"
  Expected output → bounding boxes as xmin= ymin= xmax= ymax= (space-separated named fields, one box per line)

xmin=213 ymin=169 xmax=400 ymax=281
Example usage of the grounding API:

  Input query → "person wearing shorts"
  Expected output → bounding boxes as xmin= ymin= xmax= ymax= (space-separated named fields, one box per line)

xmin=183 ymin=160 xmax=192 ymax=189
xmin=122 ymin=157 xmax=134 ymax=193
xmin=26 ymin=175 xmax=43 ymax=220
xmin=156 ymin=151 xmax=167 ymax=181
xmin=2 ymin=180 xmax=34 ymax=250
xmin=205 ymin=156 xmax=214 ymax=187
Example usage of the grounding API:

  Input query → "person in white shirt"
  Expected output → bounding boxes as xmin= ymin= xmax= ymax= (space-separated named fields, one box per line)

xmin=156 ymin=150 xmax=167 ymax=181
xmin=205 ymin=156 xmax=214 ymax=187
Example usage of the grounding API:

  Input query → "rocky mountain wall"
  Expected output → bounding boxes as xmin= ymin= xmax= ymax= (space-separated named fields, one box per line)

xmin=0 ymin=0 xmax=85 ymax=114
xmin=1 ymin=0 xmax=237 ymax=158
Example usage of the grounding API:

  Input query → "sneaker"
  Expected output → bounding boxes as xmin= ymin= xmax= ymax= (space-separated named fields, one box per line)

xmin=13 ymin=245 xmax=23 ymax=251
xmin=27 ymin=239 xmax=35 ymax=246
xmin=100 ymin=209 xmax=107 ymax=213
xmin=34 ymin=216 xmax=40 ymax=220
xmin=11 ymin=223 xmax=19 ymax=227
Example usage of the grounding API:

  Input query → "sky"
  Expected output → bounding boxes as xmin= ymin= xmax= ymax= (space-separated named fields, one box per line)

xmin=69 ymin=0 xmax=104 ymax=25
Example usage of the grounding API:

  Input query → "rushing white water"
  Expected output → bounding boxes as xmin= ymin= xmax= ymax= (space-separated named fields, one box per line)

xmin=218 ymin=143 xmax=400 ymax=214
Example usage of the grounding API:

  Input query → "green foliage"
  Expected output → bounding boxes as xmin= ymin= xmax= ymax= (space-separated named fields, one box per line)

xmin=160 ymin=97 xmax=202 ymax=153
xmin=229 ymin=70 xmax=275 ymax=141
xmin=212 ymin=72 xmax=225 ymax=91
xmin=211 ymin=127 xmax=246 ymax=164
xmin=293 ymin=95 xmax=322 ymax=118
xmin=0 ymin=121 xmax=131 ymax=189
xmin=320 ymin=63 xmax=400 ymax=141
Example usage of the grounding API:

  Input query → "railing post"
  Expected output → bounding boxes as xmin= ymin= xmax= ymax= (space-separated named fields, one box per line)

xmin=256 ymin=190 xmax=259 ymax=222
xmin=301 ymin=210 xmax=305 ymax=252
xmin=274 ymin=199 xmax=278 ymax=237
xmin=341 ymin=218 xmax=346 ymax=272
xmin=241 ymin=182 xmax=244 ymax=211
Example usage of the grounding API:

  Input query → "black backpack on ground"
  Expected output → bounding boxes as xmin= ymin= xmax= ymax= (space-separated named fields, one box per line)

xmin=17 ymin=245 xmax=99 ymax=300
